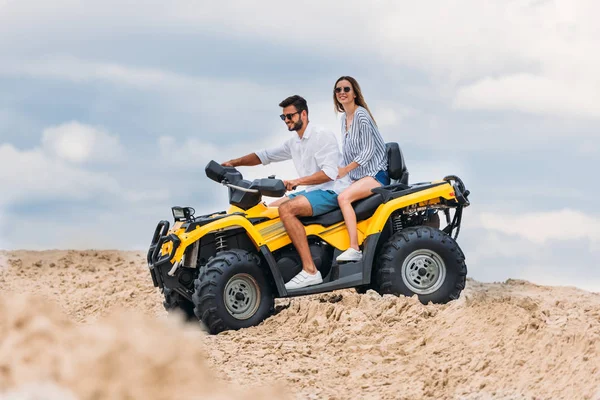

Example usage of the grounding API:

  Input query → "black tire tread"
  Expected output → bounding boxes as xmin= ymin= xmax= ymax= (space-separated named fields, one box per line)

xmin=375 ymin=226 xmax=467 ymax=304
xmin=192 ymin=249 xmax=273 ymax=334
xmin=163 ymin=287 xmax=196 ymax=320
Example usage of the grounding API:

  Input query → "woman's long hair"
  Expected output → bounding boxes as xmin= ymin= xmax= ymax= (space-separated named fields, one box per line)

xmin=333 ymin=76 xmax=377 ymax=126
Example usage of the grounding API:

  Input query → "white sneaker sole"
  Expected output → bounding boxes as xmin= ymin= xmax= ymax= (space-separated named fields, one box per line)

xmin=336 ymin=255 xmax=363 ymax=262
xmin=285 ymin=279 xmax=323 ymax=290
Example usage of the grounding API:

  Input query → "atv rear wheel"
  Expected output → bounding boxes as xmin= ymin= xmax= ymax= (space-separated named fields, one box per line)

xmin=375 ymin=226 xmax=467 ymax=304
xmin=192 ymin=249 xmax=274 ymax=334
xmin=163 ymin=288 xmax=196 ymax=321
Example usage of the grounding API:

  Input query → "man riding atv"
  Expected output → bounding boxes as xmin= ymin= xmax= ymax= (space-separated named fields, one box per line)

xmin=222 ymin=94 xmax=350 ymax=290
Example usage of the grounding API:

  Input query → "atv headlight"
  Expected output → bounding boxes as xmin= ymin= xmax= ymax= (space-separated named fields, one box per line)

xmin=172 ymin=206 xmax=195 ymax=222
xmin=172 ymin=207 xmax=185 ymax=220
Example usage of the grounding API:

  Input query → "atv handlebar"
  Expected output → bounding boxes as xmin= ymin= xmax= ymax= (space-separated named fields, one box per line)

xmin=222 ymin=182 xmax=260 ymax=193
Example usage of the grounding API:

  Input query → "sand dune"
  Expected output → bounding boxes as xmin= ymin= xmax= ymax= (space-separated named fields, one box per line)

xmin=1 ymin=250 xmax=600 ymax=399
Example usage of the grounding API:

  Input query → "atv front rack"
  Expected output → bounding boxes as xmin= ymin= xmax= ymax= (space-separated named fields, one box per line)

xmin=147 ymin=220 xmax=181 ymax=288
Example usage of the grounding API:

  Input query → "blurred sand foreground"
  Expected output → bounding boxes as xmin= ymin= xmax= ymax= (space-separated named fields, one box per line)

xmin=1 ymin=250 xmax=599 ymax=400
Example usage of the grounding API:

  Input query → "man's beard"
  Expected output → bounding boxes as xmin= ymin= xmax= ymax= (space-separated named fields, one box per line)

xmin=289 ymin=119 xmax=303 ymax=132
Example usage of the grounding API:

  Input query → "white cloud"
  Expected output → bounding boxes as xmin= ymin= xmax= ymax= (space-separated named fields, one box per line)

xmin=376 ymin=1 xmax=600 ymax=118
xmin=577 ymin=139 xmax=599 ymax=155
xmin=0 ymin=0 xmax=598 ymax=264
xmin=479 ymin=209 xmax=600 ymax=246
xmin=0 ymin=143 xmax=120 ymax=205
xmin=184 ymin=0 xmax=600 ymax=119
xmin=0 ymin=56 xmax=281 ymax=106
xmin=0 ymin=124 xmax=174 ymax=248
xmin=0 ymin=209 xmax=6 ymax=249
xmin=407 ymin=160 xmax=470 ymax=186
xmin=0 ymin=122 xmax=164 ymax=207
xmin=375 ymin=106 xmax=418 ymax=128
xmin=0 ymin=56 xmax=231 ymax=92
xmin=42 ymin=121 xmax=124 ymax=164
xmin=1 ymin=205 xmax=164 ymax=250
xmin=464 ymin=228 xmax=600 ymax=292
xmin=158 ymin=133 xmax=300 ymax=183
xmin=0 ymin=56 xmax=283 ymax=127
xmin=3 ymin=1 xmax=599 ymax=120
xmin=453 ymin=74 xmax=600 ymax=119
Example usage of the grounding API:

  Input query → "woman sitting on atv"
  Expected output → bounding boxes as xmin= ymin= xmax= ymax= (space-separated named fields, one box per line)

xmin=334 ymin=76 xmax=390 ymax=262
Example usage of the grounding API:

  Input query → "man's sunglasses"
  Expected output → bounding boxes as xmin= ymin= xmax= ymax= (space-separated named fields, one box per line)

xmin=280 ymin=111 xmax=299 ymax=121
xmin=335 ymin=86 xmax=351 ymax=93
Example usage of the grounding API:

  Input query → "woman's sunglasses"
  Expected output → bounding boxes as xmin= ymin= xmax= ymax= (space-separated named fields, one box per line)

xmin=335 ymin=86 xmax=352 ymax=93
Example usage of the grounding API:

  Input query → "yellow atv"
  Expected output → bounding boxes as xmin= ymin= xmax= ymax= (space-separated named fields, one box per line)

xmin=147 ymin=143 xmax=470 ymax=334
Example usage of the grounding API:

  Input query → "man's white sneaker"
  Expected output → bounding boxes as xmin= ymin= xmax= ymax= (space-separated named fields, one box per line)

xmin=336 ymin=248 xmax=363 ymax=262
xmin=284 ymin=270 xmax=323 ymax=290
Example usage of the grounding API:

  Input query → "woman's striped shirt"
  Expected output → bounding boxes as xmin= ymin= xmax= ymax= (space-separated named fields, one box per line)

xmin=341 ymin=106 xmax=388 ymax=181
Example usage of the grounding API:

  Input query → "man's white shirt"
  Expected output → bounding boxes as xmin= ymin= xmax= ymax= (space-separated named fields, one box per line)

xmin=255 ymin=124 xmax=351 ymax=194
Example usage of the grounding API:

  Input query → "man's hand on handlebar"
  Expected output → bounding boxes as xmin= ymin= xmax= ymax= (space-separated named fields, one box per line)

xmin=283 ymin=179 xmax=301 ymax=191
xmin=221 ymin=160 xmax=234 ymax=167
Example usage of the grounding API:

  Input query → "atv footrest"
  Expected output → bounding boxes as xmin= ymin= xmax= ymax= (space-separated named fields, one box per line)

xmin=285 ymin=272 xmax=364 ymax=297
xmin=335 ymin=260 xmax=363 ymax=276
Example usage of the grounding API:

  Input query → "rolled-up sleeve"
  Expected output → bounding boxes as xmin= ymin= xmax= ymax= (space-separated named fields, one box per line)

xmin=255 ymin=140 xmax=292 ymax=165
xmin=314 ymin=132 xmax=340 ymax=181
xmin=352 ymin=115 xmax=376 ymax=166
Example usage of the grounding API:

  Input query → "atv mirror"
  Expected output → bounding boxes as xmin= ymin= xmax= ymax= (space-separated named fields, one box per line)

xmin=252 ymin=178 xmax=286 ymax=198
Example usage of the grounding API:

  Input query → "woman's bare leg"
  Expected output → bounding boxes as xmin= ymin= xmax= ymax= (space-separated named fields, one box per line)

xmin=337 ymin=177 xmax=381 ymax=250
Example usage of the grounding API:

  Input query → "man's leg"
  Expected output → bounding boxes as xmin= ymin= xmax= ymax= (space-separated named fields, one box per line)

xmin=278 ymin=196 xmax=316 ymax=274
xmin=268 ymin=196 xmax=289 ymax=207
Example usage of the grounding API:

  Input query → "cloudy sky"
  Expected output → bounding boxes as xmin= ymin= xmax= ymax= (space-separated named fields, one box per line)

xmin=1 ymin=0 xmax=599 ymax=290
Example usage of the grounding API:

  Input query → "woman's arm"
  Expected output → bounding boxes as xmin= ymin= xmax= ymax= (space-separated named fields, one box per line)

xmin=338 ymin=161 xmax=360 ymax=178
xmin=351 ymin=112 xmax=377 ymax=166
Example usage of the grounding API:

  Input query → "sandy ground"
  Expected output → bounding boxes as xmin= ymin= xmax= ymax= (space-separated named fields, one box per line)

xmin=1 ymin=250 xmax=600 ymax=399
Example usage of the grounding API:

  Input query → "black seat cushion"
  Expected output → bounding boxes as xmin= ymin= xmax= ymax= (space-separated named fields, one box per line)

xmin=386 ymin=142 xmax=408 ymax=184
xmin=300 ymin=193 xmax=384 ymax=227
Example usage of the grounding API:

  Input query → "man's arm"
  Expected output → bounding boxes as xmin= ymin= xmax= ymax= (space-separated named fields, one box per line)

xmin=312 ymin=131 xmax=341 ymax=182
xmin=222 ymin=153 xmax=261 ymax=167
xmin=284 ymin=132 xmax=339 ymax=191
xmin=284 ymin=170 xmax=331 ymax=191
xmin=223 ymin=141 xmax=292 ymax=167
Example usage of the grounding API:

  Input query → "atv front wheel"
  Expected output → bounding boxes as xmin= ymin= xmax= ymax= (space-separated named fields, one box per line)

xmin=375 ymin=226 xmax=467 ymax=304
xmin=192 ymin=249 xmax=274 ymax=334
xmin=163 ymin=287 xmax=196 ymax=321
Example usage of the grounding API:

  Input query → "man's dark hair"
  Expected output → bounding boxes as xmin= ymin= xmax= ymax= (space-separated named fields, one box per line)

xmin=279 ymin=95 xmax=308 ymax=116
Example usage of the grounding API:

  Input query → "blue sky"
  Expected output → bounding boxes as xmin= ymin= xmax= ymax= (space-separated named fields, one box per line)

xmin=1 ymin=0 xmax=599 ymax=290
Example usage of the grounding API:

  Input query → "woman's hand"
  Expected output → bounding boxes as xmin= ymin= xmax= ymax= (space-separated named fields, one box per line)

xmin=337 ymin=166 xmax=349 ymax=179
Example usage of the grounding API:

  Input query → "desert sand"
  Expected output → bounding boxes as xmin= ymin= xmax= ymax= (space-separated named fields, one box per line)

xmin=1 ymin=250 xmax=600 ymax=399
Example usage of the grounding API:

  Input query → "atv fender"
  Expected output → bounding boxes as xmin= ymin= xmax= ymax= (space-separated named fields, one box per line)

xmin=364 ymin=182 xmax=456 ymax=236
xmin=169 ymin=215 xmax=265 ymax=264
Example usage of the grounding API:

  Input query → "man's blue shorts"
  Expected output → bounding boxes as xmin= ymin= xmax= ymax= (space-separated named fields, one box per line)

xmin=288 ymin=189 xmax=339 ymax=216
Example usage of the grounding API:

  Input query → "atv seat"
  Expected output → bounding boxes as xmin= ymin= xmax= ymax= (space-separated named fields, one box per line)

xmin=386 ymin=142 xmax=408 ymax=185
xmin=300 ymin=192 xmax=384 ymax=226
xmin=300 ymin=142 xmax=409 ymax=227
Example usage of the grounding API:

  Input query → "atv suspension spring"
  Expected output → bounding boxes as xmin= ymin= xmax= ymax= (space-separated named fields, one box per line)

xmin=392 ymin=212 xmax=403 ymax=233
xmin=215 ymin=231 xmax=227 ymax=252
